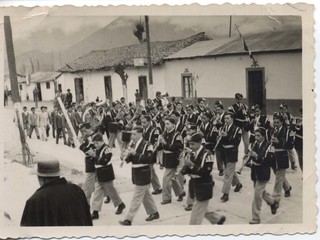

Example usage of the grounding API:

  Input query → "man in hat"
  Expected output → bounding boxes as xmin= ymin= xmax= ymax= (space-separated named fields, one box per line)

xmin=79 ymin=122 xmax=97 ymax=204
xmin=248 ymin=104 xmax=270 ymax=144
xmin=248 ymin=127 xmax=279 ymax=224
xmin=119 ymin=126 xmax=160 ymax=225
xmin=28 ymin=107 xmax=40 ymax=139
xmin=213 ymin=104 xmax=226 ymax=176
xmin=89 ymin=133 xmax=126 ymax=219
xmin=181 ymin=132 xmax=226 ymax=225
xmin=229 ymin=93 xmax=250 ymax=154
xmin=219 ymin=112 xmax=243 ymax=202
xmin=20 ymin=160 xmax=92 ymax=226
xmin=65 ymin=89 xmax=73 ymax=106
xmin=278 ymin=103 xmax=298 ymax=170
xmin=268 ymin=114 xmax=293 ymax=202
xmin=141 ymin=115 xmax=162 ymax=195
xmin=157 ymin=117 xmax=186 ymax=205
xmin=179 ymin=123 xmax=198 ymax=211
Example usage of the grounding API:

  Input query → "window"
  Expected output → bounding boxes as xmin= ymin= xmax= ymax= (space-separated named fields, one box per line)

xmin=19 ymin=84 xmax=23 ymax=90
xmin=181 ymin=74 xmax=193 ymax=98
xmin=46 ymin=82 xmax=50 ymax=89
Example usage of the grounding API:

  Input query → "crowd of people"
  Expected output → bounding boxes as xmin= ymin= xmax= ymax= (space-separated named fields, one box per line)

xmin=19 ymin=90 xmax=303 ymax=226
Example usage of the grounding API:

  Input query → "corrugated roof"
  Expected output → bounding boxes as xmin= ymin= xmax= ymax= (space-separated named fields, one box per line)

xmin=165 ymin=30 xmax=301 ymax=60
xmin=30 ymin=72 xmax=62 ymax=83
xmin=59 ymin=32 xmax=211 ymax=73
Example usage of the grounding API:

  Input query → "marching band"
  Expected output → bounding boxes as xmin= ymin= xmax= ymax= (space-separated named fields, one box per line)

xmin=73 ymin=92 xmax=303 ymax=225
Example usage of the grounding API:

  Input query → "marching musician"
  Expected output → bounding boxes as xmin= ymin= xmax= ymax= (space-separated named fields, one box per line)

xmin=229 ymin=93 xmax=250 ymax=154
xmin=267 ymin=113 xmax=293 ymax=201
xmin=195 ymin=98 xmax=207 ymax=126
xmin=180 ymin=123 xmax=198 ymax=212
xmin=89 ymin=133 xmax=126 ymax=220
xmin=141 ymin=115 xmax=162 ymax=195
xmin=105 ymin=101 xmax=124 ymax=150
xmin=171 ymin=110 xmax=184 ymax=133
xmin=180 ymin=132 xmax=226 ymax=225
xmin=294 ymin=107 xmax=303 ymax=172
xmin=176 ymin=101 xmax=186 ymax=118
xmin=248 ymin=127 xmax=279 ymax=224
xmin=213 ymin=104 xmax=226 ymax=176
xmin=154 ymin=91 xmax=168 ymax=108
xmin=82 ymin=102 xmax=99 ymax=129
xmin=278 ymin=103 xmax=298 ymax=170
xmin=119 ymin=126 xmax=160 ymax=225
xmin=219 ymin=112 xmax=243 ymax=202
xmin=248 ymin=104 xmax=270 ymax=144
xmin=185 ymin=104 xmax=198 ymax=125
xmin=79 ymin=122 xmax=97 ymax=204
xmin=157 ymin=117 xmax=186 ymax=205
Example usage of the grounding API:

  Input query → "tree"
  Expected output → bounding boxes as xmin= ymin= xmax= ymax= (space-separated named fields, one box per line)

xmin=133 ymin=18 xmax=145 ymax=43
xmin=114 ymin=62 xmax=128 ymax=100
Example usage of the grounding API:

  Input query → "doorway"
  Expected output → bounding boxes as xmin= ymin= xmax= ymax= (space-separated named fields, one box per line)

xmin=138 ymin=75 xmax=148 ymax=101
xmin=36 ymin=83 xmax=42 ymax=101
xmin=74 ymin=78 xmax=84 ymax=103
xmin=246 ymin=67 xmax=266 ymax=113
xmin=104 ymin=76 xmax=113 ymax=102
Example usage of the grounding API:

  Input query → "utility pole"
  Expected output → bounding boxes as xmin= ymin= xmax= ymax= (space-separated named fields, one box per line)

xmin=229 ymin=15 xmax=232 ymax=38
xmin=4 ymin=16 xmax=21 ymax=103
xmin=145 ymin=15 xmax=153 ymax=101
xmin=4 ymin=16 xmax=30 ymax=165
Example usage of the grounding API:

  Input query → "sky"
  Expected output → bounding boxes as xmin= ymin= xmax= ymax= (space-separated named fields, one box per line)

xmin=0 ymin=7 xmax=302 ymax=55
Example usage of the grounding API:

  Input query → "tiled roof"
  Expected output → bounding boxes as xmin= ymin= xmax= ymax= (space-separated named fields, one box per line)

xmin=59 ymin=32 xmax=211 ymax=73
xmin=30 ymin=72 xmax=62 ymax=83
xmin=165 ymin=30 xmax=301 ymax=60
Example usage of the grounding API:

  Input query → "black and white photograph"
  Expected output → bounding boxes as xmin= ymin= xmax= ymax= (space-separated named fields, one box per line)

xmin=0 ymin=3 xmax=316 ymax=238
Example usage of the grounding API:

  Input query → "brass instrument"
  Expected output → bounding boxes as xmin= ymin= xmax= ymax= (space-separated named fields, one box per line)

xmin=213 ymin=123 xmax=227 ymax=151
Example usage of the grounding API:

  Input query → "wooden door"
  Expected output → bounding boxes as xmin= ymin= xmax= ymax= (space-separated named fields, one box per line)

xmin=246 ymin=67 xmax=266 ymax=113
xmin=138 ymin=76 xmax=148 ymax=101
xmin=74 ymin=78 xmax=84 ymax=103
xmin=104 ymin=76 xmax=113 ymax=102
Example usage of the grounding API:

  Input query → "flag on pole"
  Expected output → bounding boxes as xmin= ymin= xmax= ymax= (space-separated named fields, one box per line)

xmin=234 ymin=24 xmax=256 ymax=63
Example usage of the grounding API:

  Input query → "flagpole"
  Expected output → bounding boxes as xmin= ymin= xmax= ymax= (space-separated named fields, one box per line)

xmin=229 ymin=16 xmax=232 ymax=38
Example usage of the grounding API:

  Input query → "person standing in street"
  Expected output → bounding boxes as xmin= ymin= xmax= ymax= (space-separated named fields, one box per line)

xmin=20 ymin=160 xmax=92 ymax=226
xmin=181 ymin=132 xmax=226 ymax=225
xmin=65 ymin=89 xmax=73 ymax=106
xmin=119 ymin=126 xmax=160 ymax=226
xmin=54 ymin=108 xmax=67 ymax=145
xmin=50 ymin=105 xmax=58 ymax=138
xmin=39 ymin=106 xmax=50 ymax=141
xmin=89 ymin=133 xmax=126 ymax=220
xmin=219 ymin=112 xmax=243 ymax=202
xmin=22 ymin=106 xmax=30 ymax=136
xmin=28 ymin=107 xmax=40 ymax=139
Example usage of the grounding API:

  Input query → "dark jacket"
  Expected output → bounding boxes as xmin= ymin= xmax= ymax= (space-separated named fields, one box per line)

xmin=230 ymin=103 xmax=249 ymax=129
xmin=94 ymin=144 xmax=114 ymax=182
xmin=20 ymin=177 xmax=92 ymax=226
xmin=250 ymin=140 xmax=271 ymax=182
xmin=181 ymin=146 xmax=214 ymax=201
xmin=294 ymin=118 xmax=303 ymax=151
xmin=249 ymin=115 xmax=271 ymax=143
xmin=267 ymin=126 xmax=294 ymax=170
xmin=126 ymin=139 xmax=154 ymax=186
xmin=79 ymin=137 xmax=96 ymax=173
xmin=65 ymin=92 xmax=73 ymax=104
xmin=54 ymin=113 xmax=65 ymax=129
xmin=220 ymin=123 xmax=242 ymax=163
xmin=186 ymin=113 xmax=198 ymax=125
xmin=143 ymin=126 xmax=160 ymax=145
xmin=158 ymin=129 xmax=183 ymax=169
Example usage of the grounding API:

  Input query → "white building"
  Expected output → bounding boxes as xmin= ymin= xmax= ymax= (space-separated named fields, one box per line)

xmin=58 ymin=32 xmax=210 ymax=103
xmin=163 ymin=30 xmax=302 ymax=115
xmin=59 ymin=30 xmax=302 ymax=115
xmin=18 ymin=72 xmax=62 ymax=101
